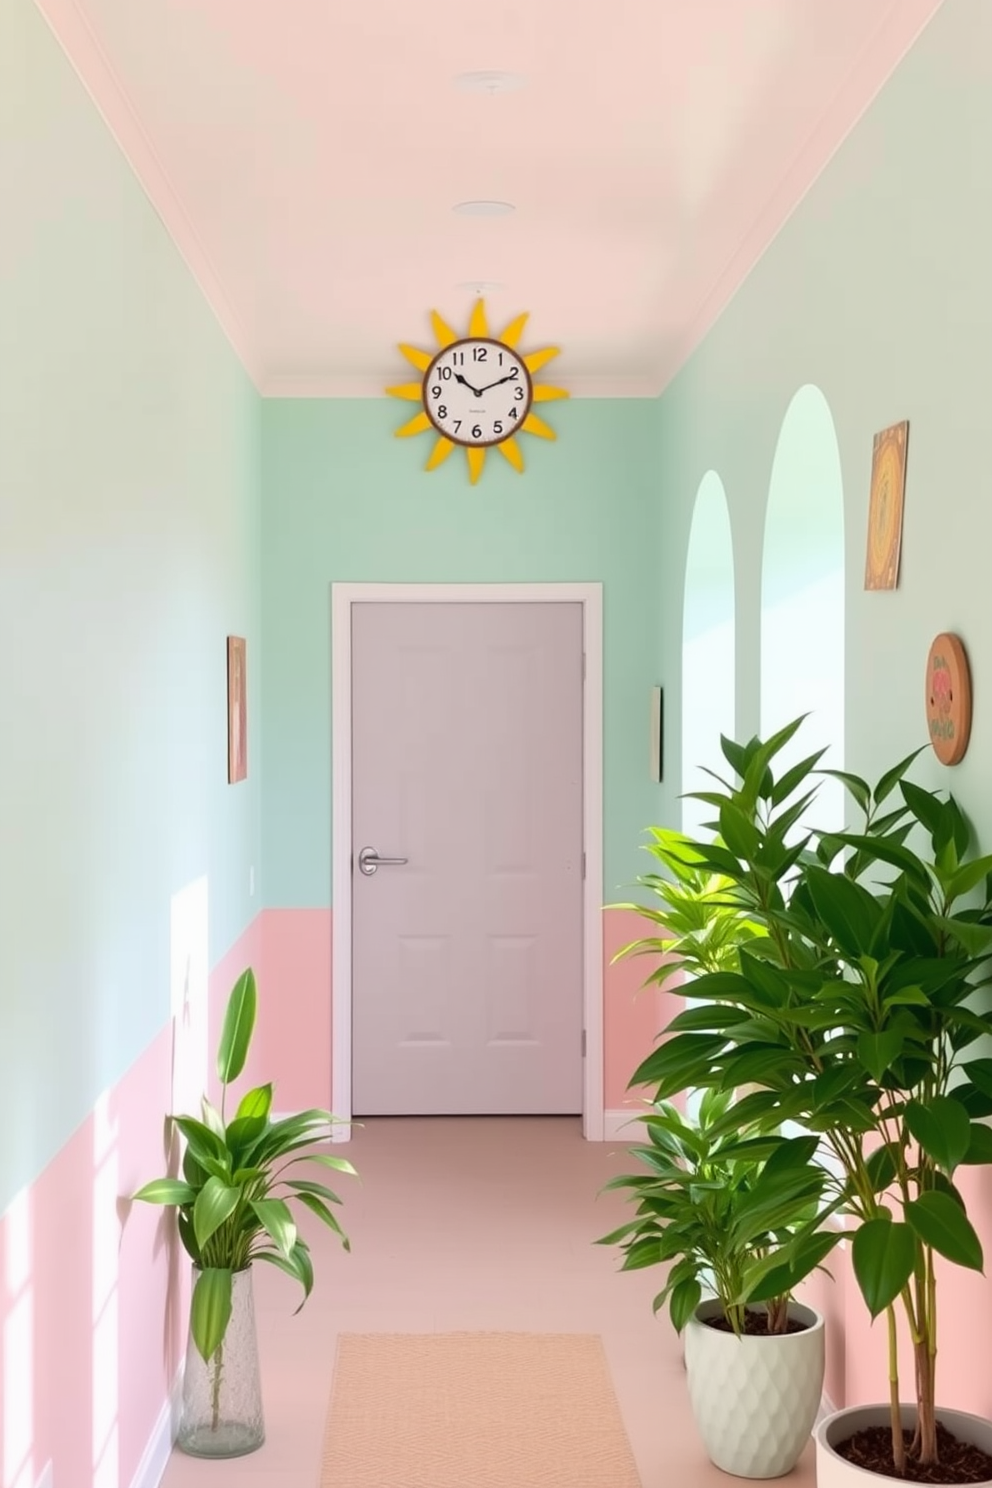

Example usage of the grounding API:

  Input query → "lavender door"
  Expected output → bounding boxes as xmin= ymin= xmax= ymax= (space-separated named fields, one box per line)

xmin=350 ymin=601 xmax=584 ymax=1115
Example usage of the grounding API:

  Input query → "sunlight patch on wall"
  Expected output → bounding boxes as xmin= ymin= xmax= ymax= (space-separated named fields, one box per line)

xmin=682 ymin=470 xmax=736 ymax=838
xmin=760 ymin=384 xmax=845 ymax=831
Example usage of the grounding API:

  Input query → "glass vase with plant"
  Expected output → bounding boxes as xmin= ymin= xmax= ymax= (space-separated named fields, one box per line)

xmin=133 ymin=967 xmax=356 ymax=1456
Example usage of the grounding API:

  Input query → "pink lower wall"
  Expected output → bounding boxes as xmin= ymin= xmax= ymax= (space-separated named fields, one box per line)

xmin=245 ymin=905 xmax=677 ymax=1118
xmin=0 ymin=920 xmax=262 ymax=1488
xmin=30 ymin=901 xmax=990 ymax=1488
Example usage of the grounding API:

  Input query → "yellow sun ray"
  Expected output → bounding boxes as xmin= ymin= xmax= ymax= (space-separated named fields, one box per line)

xmin=521 ymin=412 xmax=557 ymax=441
xmin=388 ymin=303 xmax=566 ymax=483
xmin=398 ymin=342 xmax=432 ymax=372
xmin=430 ymin=311 xmax=458 ymax=347
xmin=497 ymin=437 xmax=525 ymax=474
xmin=467 ymin=299 xmax=489 ymax=338
xmin=498 ymin=312 xmax=529 ymax=348
xmin=524 ymin=346 xmax=560 ymax=375
xmin=467 ymin=447 xmax=486 ymax=485
xmin=395 ymin=410 xmax=432 ymax=438
xmin=425 ymin=437 xmax=455 ymax=471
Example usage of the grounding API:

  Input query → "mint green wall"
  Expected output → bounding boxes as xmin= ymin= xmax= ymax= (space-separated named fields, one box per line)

xmin=0 ymin=0 xmax=261 ymax=1209
xmin=260 ymin=398 xmax=661 ymax=905
xmin=652 ymin=0 xmax=992 ymax=835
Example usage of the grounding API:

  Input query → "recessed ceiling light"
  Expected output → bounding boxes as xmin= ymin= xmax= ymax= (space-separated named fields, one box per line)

xmin=452 ymin=200 xmax=516 ymax=217
xmin=457 ymin=280 xmax=506 ymax=296
xmin=454 ymin=70 xmax=524 ymax=94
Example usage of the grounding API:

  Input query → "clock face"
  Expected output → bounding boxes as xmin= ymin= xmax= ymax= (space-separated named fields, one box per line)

xmin=422 ymin=337 xmax=532 ymax=447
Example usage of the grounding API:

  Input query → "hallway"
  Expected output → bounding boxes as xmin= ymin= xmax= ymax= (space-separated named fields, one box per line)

xmin=160 ymin=1117 xmax=817 ymax=1485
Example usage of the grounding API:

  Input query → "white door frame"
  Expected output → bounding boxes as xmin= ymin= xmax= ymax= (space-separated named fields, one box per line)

xmin=330 ymin=582 xmax=604 ymax=1142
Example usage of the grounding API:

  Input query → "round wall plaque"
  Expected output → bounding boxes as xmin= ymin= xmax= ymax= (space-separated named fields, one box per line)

xmin=925 ymin=632 xmax=972 ymax=766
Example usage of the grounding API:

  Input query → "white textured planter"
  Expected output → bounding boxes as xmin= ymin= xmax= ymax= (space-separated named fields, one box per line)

xmin=683 ymin=1299 xmax=825 ymax=1479
xmin=815 ymin=1404 xmax=992 ymax=1488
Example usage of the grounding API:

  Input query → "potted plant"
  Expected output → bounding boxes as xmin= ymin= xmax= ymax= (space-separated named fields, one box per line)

xmin=630 ymin=718 xmax=992 ymax=1485
xmin=597 ymin=1087 xmax=832 ymax=1477
xmin=133 ymin=967 xmax=356 ymax=1459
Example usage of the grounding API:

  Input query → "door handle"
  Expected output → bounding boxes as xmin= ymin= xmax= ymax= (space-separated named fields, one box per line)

xmin=357 ymin=845 xmax=409 ymax=876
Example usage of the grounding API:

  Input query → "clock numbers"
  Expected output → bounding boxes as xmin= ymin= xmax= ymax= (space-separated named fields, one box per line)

xmin=423 ymin=337 xmax=532 ymax=447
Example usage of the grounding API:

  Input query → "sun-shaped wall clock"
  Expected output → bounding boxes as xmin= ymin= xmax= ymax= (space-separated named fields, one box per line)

xmin=385 ymin=300 xmax=569 ymax=484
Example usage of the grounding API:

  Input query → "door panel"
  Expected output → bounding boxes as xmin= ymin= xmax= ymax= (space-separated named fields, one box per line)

xmin=351 ymin=601 xmax=584 ymax=1115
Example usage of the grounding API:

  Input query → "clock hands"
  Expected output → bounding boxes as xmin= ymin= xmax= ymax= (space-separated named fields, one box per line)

xmin=475 ymin=373 xmax=517 ymax=395
xmin=453 ymin=371 xmax=485 ymax=398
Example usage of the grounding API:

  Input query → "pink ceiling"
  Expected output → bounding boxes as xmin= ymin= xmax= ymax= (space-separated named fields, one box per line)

xmin=35 ymin=0 xmax=944 ymax=396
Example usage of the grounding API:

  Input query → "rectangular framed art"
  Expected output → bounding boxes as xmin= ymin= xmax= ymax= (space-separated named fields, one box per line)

xmin=864 ymin=419 xmax=909 ymax=591
xmin=227 ymin=636 xmax=247 ymax=783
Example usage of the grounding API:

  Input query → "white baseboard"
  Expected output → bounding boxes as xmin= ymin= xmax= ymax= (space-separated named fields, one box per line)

xmin=602 ymin=1109 xmax=646 ymax=1140
xmin=128 ymin=1367 xmax=183 ymax=1488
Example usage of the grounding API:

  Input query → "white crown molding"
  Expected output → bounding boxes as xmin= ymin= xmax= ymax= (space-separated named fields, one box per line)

xmin=33 ymin=0 xmax=264 ymax=390
xmin=260 ymin=374 xmax=660 ymax=400
xmin=652 ymin=0 xmax=943 ymax=397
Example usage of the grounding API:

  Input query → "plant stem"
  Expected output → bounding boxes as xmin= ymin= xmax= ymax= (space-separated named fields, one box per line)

xmin=887 ymin=1305 xmax=905 ymax=1476
xmin=210 ymin=1338 xmax=224 ymax=1433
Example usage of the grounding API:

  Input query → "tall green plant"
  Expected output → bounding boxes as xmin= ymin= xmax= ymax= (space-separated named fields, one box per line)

xmin=134 ymin=969 xmax=356 ymax=1370
xmin=626 ymin=718 xmax=992 ymax=1474
xmin=611 ymin=825 xmax=770 ymax=980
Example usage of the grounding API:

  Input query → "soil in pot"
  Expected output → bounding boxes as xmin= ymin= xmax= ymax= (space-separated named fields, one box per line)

xmin=835 ymin=1422 xmax=992 ymax=1485
xmin=704 ymin=1308 xmax=808 ymax=1337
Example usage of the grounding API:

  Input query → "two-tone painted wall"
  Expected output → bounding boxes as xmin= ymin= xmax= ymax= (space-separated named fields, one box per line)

xmin=257 ymin=397 xmax=669 ymax=1122
xmin=0 ymin=1 xmax=262 ymax=1483
xmin=7 ymin=0 xmax=992 ymax=1479
xmin=647 ymin=0 xmax=992 ymax=1422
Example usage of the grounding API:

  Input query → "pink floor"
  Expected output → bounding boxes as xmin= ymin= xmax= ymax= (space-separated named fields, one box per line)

xmin=159 ymin=1117 xmax=817 ymax=1487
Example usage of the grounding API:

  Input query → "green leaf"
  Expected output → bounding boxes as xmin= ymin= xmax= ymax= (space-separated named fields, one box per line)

xmin=294 ymin=1191 xmax=351 ymax=1247
xmin=235 ymin=1083 xmax=274 ymax=1121
xmin=718 ymin=801 xmax=761 ymax=860
xmin=857 ymin=1030 xmax=908 ymax=1084
xmin=669 ymin=1277 xmax=702 ymax=1332
xmin=217 ymin=968 xmax=257 ymax=1086
xmin=946 ymin=857 xmax=992 ymax=904
xmin=901 ymin=781 xmax=951 ymax=849
xmin=905 ymin=1097 xmax=972 ymax=1173
xmin=804 ymin=867 xmax=882 ymax=958
xmin=190 ymin=1267 xmax=233 ymax=1362
xmin=771 ymin=749 xmax=828 ymax=806
xmin=285 ymin=1177 xmax=344 ymax=1205
xmin=192 ymin=1176 xmax=242 ymax=1250
xmin=719 ymin=735 xmax=749 ymax=779
xmin=131 ymin=1178 xmax=197 ymax=1206
xmin=819 ymin=769 xmax=871 ymax=814
xmin=253 ymin=1241 xmax=315 ymax=1312
xmin=745 ymin=1229 xmax=841 ymax=1304
xmin=250 ymin=1197 xmax=297 ymax=1257
xmin=963 ymin=1060 xmax=992 ymax=1100
xmin=852 ymin=1219 xmax=916 ymax=1318
xmin=873 ymin=748 xmax=926 ymax=806
xmin=225 ymin=1114 xmax=268 ymax=1155
xmin=865 ymin=1143 xmax=899 ymax=1193
xmin=962 ymin=1123 xmax=992 ymax=1166
xmin=173 ymin=1116 xmax=231 ymax=1171
xmin=200 ymin=1098 xmax=226 ymax=1138
xmin=905 ymin=1191 xmax=984 ymax=1271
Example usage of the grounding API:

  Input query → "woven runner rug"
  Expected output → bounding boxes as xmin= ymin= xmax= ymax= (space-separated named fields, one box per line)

xmin=320 ymin=1331 xmax=643 ymax=1487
